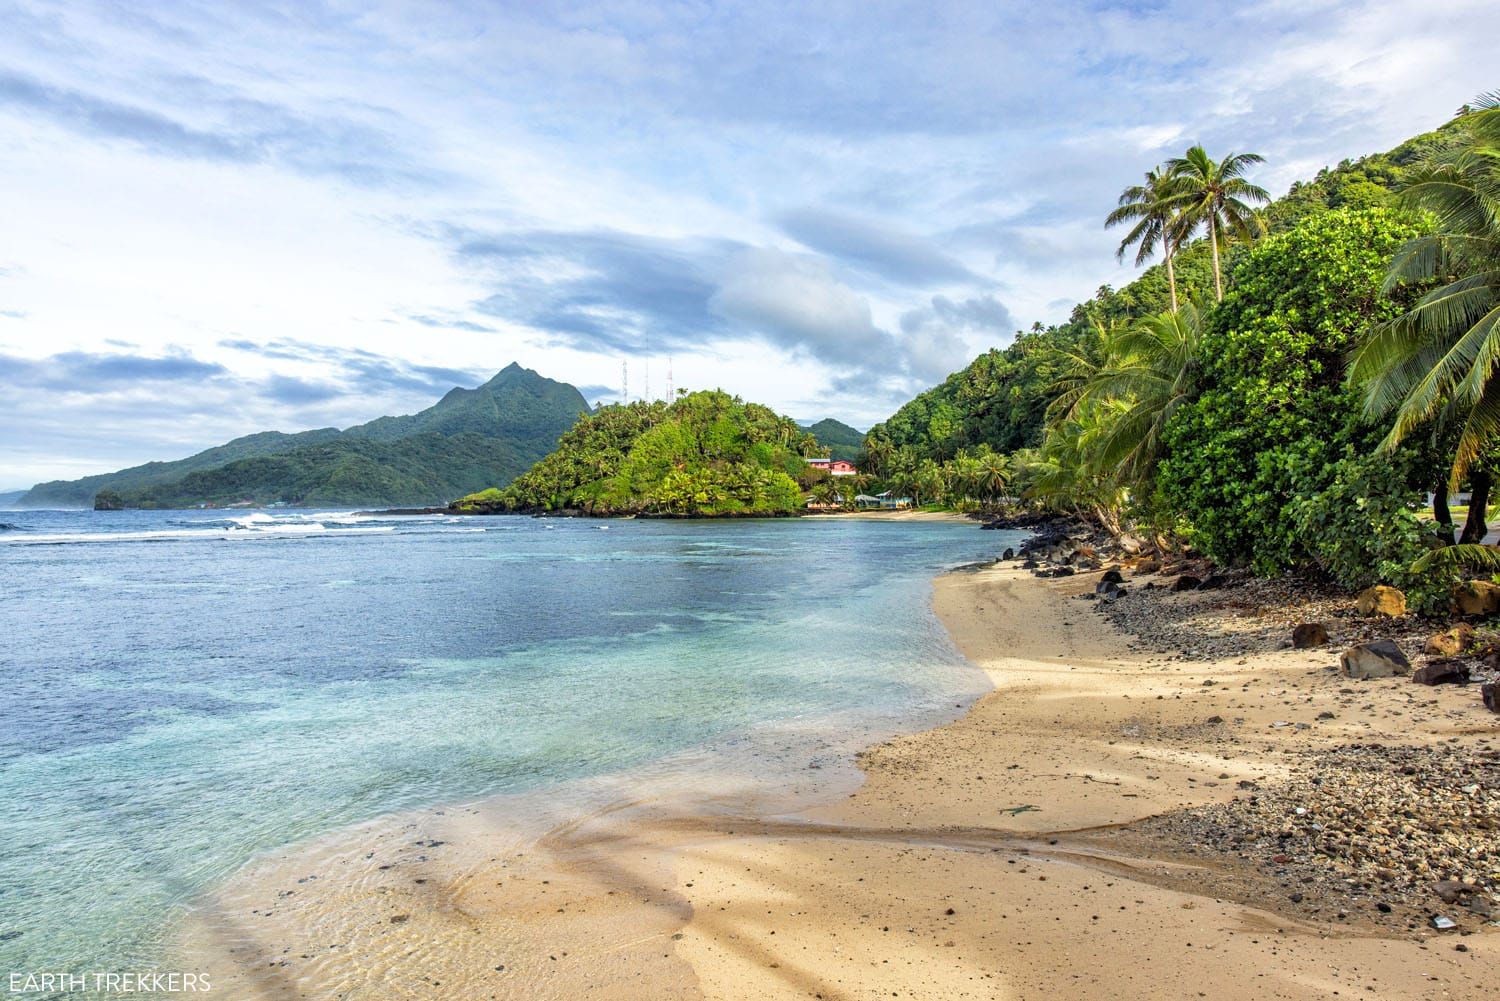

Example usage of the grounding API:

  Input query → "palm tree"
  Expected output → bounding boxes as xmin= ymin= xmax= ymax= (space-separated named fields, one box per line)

xmin=976 ymin=450 xmax=1011 ymax=505
xmin=1075 ymin=302 xmax=1207 ymax=483
xmin=1044 ymin=313 xmax=1116 ymax=428
xmin=916 ymin=460 xmax=945 ymax=506
xmin=1166 ymin=146 xmax=1271 ymax=301
xmin=1106 ymin=167 xmax=1189 ymax=311
xmin=861 ymin=434 xmax=895 ymax=477
xmin=1027 ymin=408 xmax=1127 ymax=534
xmin=1348 ymin=92 xmax=1500 ymax=542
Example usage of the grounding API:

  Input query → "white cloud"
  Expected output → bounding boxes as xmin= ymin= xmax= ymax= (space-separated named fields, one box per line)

xmin=1 ymin=0 xmax=1498 ymax=481
xmin=709 ymin=248 xmax=891 ymax=367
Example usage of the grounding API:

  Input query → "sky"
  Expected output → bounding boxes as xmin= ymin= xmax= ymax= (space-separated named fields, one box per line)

xmin=1 ymin=1 xmax=1496 ymax=487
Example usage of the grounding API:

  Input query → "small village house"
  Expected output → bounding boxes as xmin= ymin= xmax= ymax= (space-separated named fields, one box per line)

xmin=804 ymin=457 xmax=858 ymax=476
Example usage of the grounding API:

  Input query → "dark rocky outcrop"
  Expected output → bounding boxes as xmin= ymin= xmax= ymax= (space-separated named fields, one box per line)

xmin=1413 ymin=660 xmax=1470 ymax=686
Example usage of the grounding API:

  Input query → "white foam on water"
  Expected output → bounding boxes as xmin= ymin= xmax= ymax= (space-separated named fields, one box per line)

xmin=228 ymin=513 xmax=276 ymax=527
xmin=2 ymin=524 xmax=397 ymax=546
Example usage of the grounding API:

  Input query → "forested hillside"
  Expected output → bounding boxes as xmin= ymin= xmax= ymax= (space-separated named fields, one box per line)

xmin=860 ymin=96 xmax=1500 ymax=609
xmin=454 ymin=390 xmax=821 ymax=516
xmin=802 ymin=419 xmax=865 ymax=462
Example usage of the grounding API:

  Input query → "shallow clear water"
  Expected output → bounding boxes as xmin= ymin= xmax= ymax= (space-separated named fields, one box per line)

xmin=0 ymin=509 xmax=1016 ymax=981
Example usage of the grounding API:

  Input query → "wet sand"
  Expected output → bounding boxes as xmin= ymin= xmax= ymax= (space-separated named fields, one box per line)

xmin=180 ymin=565 xmax=1495 ymax=999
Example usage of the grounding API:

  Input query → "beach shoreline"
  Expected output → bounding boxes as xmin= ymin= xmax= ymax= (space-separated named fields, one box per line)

xmin=180 ymin=560 xmax=1496 ymax=1000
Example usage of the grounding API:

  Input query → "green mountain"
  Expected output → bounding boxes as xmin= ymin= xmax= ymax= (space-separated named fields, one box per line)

xmin=455 ymin=389 xmax=822 ymax=516
xmin=20 ymin=428 xmax=344 ymax=508
xmin=801 ymin=418 xmax=865 ymax=462
xmin=20 ymin=363 xmax=589 ymax=509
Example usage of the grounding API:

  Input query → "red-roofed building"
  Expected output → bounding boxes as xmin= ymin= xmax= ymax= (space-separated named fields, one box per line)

xmin=806 ymin=457 xmax=858 ymax=476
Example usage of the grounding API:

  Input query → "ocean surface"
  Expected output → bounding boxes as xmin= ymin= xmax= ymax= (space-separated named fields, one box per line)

xmin=0 ymin=509 xmax=1017 ymax=984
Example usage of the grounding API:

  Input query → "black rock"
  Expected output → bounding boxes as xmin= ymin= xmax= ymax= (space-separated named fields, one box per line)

xmin=1002 ymin=548 xmax=1015 ymax=560
xmin=1413 ymin=660 xmax=1470 ymax=686
xmin=1170 ymin=575 xmax=1202 ymax=592
xmin=1197 ymin=574 xmax=1231 ymax=591
xmin=1101 ymin=569 xmax=1125 ymax=585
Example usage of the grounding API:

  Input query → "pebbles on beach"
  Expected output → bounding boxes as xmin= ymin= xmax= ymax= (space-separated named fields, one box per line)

xmin=1141 ymin=742 xmax=1500 ymax=928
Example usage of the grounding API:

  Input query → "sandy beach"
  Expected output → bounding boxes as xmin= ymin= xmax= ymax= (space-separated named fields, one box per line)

xmin=181 ymin=562 xmax=1497 ymax=1000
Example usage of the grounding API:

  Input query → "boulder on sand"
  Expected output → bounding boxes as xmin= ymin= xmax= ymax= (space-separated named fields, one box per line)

xmin=1484 ymin=680 xmax=1500 ymax=713
xmin=1424 ymin=623 xmax=1475 ymax=657
xmin=1452 ymin=579 xmax=1500 ymax=617
xmin=1292 ymin=622 xmax=1329 ymax=649
xmin=1339 ymin=640 xmax=1412 ymax=680
xmin=1413 ymin=659 xmax=1470 ymax=686
xmin=1355 ymin=585 xmax=1406 ymax=618
xmin=1170 ymin=575 xmax=1202 ymax=593
xmin=1134 ymin=557 xmax=1160 ymax=575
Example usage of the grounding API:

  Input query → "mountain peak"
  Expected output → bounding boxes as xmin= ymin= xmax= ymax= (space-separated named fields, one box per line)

xmin=483 ymin=362 xmax=533 ymax=388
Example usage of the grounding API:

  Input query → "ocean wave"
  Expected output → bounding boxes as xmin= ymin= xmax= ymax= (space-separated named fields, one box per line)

xmin=2 ymin=524 xmax=397 ymax=546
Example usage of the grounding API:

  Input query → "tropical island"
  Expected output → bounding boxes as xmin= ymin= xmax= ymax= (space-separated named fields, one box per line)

xmin=452 ymin=390 xmax=820 ymax=516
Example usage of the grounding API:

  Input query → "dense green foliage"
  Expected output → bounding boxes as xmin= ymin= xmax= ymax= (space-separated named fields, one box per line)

xmin=1349 ymin=95 xmax=1500 ymax=492
xmin=1156 ymin=208 xmax=1427 ymax=572
xmin=801 ymin=418 xmax=865 ymax=461
xmin=455 ymin=390 xmax=819 ymax=516
xmin=24 ymin=364 xmax=589 ymax=509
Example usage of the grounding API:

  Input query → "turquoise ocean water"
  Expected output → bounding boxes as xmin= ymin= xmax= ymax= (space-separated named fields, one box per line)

xmin=0 ymin=510 xmax=1017 ymax=984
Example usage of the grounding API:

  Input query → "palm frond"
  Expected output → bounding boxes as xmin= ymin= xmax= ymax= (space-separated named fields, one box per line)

xmin=1411 ymin=543 xmax=1500 ymax=574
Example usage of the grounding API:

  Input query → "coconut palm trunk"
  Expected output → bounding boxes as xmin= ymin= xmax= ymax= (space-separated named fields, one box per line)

xmin=1208 ymin=214 xmax=1223 ymax=301
xmin=1164 ymin=146 xmax=1268 ymax=304
xmin=1165 ymin=235 xmax=1179 ymax=312
xmin=1433 ymin=479 xmax=1455 ymax=545
xmin=1461 ymin=467 xmax=1492 ymax=545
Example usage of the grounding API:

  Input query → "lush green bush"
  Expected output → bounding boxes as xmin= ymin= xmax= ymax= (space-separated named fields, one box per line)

xmin=1156 ymin=208 xmax=1428 ymax=575
xmin=1284 ymin=444 xmax=1454 ymax=610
